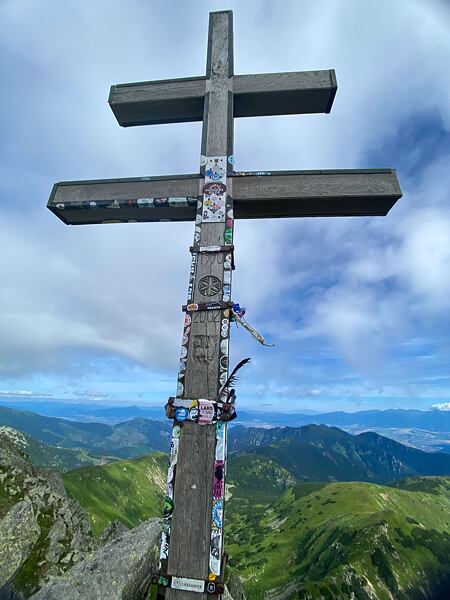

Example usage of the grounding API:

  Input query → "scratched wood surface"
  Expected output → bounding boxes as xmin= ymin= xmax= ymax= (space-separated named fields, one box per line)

xmin=48 ymin=169 xmax=401 ymax=225
xmin=109 ymin=77 xmax=206 ymax=126
xmin=109 ymin=68 xmax=336 ymax=127
xmin=165 ymin=11 xmax=233 ymax=600
xmin=45 ymin=7 xmax=404 ymax=598
xmin=234 ymin=69 xmax=336 ymax=116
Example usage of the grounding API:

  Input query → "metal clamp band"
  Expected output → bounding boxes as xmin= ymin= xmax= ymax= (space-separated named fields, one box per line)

xmin=190 ymin=244 xmax=234 ymax=253
xmin=189 ymin=244 xmax=235 ymax=270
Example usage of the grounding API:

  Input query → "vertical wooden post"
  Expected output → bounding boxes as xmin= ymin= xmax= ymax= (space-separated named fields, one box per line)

xmin=164 ymin=11 xmax=234 ymax=599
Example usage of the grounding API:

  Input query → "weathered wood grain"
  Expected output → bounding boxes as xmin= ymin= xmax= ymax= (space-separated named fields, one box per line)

xmin=47 ymin=169 xmax=401 ymax=225
xmin=233 ymin=169 xmax=402 ymax=217
xmin=109 ymin=68 xmax=336 ymax=127
xmin=166 ymin=11 xmax=234 ymax=600
xmin=46 ymin=8 xmax=404 ymax=599
xmin=109 ymin=77 xmax=206 ymax=126
xmin=167 ymin=420 xmax=216 ymax=575
xmin=234 ymin=69 xmax=337 ymax=116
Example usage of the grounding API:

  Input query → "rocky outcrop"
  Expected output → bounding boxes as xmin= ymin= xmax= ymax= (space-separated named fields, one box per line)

xmin=0 ymin=500 xmax=40 ymax=586
xmin=0 ymin=429 xmax=96 ymax=597
xmin=225 ymin=571 xmax=246 ymax=600
xmin=0 ymin=428 xmax=245 ymax=600
xmin=30 ymin=519 xmax=161 ymax=600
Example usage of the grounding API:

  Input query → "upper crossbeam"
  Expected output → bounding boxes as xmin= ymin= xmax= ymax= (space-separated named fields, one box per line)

xmin=109 ymin=70 xmax=337 ymax=127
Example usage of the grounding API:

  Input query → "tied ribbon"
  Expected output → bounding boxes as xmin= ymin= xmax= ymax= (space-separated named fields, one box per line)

xmin=231 ymin=304 xmax=274 ymax=347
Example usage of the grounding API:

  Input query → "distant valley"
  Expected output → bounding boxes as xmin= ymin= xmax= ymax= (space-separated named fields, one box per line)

xmin=2 ymin=400 xmax=450 ymax=453
xmin=4 ymin=406 xmax=450 ymax=484
xmin=0 ymin=406 xmax=171 ymax=462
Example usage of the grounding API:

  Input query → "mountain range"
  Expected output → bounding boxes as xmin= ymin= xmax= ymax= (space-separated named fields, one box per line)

xmin=3 ymin=414 xmax=450 ymax=598
xmin=3 ymin=400 xmax=450 ymax=452
xmin=0 ymin=406 xmax=171 ymax=460
xmin=4 ymin=406 xmax=450 ymax=485
xmin=59 ymin=444 xmax=450 ymax=599
xmin=227 ymin=424 xmax=450 ymax=483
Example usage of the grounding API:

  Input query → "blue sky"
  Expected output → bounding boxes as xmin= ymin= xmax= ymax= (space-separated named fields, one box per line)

xmin=1 ymin=0 xmax=449 ymax=412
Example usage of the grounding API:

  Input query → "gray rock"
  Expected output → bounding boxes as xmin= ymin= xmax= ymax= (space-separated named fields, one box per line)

xmin=45 ymin=541 xmax=65 ymax=564
xmin=47 ymin=518 xmax=66 ymax=545
xmin=0 ymin=500 xmax=40 ymax=586
xmin=30 ymin=518 xmax=161 ymax=600
xmin=225 ymin=570 xmax=246 ymax=600
xmin=98 ymin=520 xmax=129 ymax=546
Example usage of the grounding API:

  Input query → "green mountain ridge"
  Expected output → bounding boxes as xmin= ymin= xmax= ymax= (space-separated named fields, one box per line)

xmin=3 ymin=422 xmax=450 ymax=599
xmin=0 ymin=426 xmax=108 ymax=471
xmin=5 ymin=406 xmax=450 ymax=486
xmin=228 ymin=424 xmax=450 ymax=483
xmin=63 ymin=453 xmax=167 ymax=535
xmin=228 ymin=478 xmax=450 ymax=599
xmin=0 ymin=406 xmax=171 ymax=457
xmin=63 ymin=450 xmax=450 ymax=599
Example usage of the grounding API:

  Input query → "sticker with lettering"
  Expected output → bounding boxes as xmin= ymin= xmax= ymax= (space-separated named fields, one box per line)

xmin=198 ymin=399 xmax=215 ymax=424
xmin=171 ymin=577 xmax=205 ymax=592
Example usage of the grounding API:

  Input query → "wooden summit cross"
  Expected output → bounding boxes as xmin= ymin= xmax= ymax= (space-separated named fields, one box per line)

xmin=47 ymin=10 xmax=402 ymax=598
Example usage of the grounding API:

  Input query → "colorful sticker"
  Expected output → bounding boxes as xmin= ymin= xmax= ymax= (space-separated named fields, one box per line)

xmin=215 ymin=437 xmax=225 ymax=461
xmin=209 ymin=529 xmax=222 ymax=575
xmin=171 ymin=577 xmax=205 ymax=592
xmin=209 ymin=417 xmax=228 ymax=577
xmin=198 ymin=400 xmax=215 ymax=423
xmin=212 ymin=498 xmax=223 ymax=529
xmin=201 ymin=156 xmax=227 ymax=222
xmin=189 ymin=405 xmax=199 ymax=421
xmin=175 ymin=407 xmax=188 ymax=422
xmin=213 ymin=461 xmax=225 ymax=498
xmin=160 ymin=531 xmax=169 ymax=561
xmin=159 ymin=424 xmax=181 ymax=569
xmin=187 ymin=253 xmax=198 ymax=301
xmin=224 ymin=228 xmax=232 ymax=244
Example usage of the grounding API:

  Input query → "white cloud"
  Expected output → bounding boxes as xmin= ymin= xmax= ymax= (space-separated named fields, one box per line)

xmin=0 ymin=390 xmax=53 ymax=398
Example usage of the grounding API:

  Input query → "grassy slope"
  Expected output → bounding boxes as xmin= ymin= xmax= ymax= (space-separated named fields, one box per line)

xmin=62 ymin=453 xmax=285 ymax=535
xmin=62 ymin=450 xmax=450 ymax=599
xmin=226 ymin=478 xmax=450 ymax=599
xmin=63 ymin=452 xmax=167 ymax=535
xmin=227 ymin=454 xmax=296 ymax=504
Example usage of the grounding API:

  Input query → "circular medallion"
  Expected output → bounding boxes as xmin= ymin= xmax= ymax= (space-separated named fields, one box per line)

xmin=198 ymin=275 xmax=221 ymax=297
